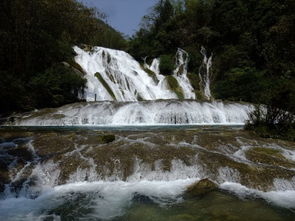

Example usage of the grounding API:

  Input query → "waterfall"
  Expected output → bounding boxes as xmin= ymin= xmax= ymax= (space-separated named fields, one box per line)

xmin=74 ymin=46 xmax=197 ymax=102
xmin=172 ymin=48 xmax=196 ymax=99
xmin=8 ymin=100 xmax=253 ymax=126
xmin=199 ymin=46 xmax=213 ymax=100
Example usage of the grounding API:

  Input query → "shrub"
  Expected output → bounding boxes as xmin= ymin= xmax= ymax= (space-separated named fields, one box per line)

xmin=246 ymin=105 xmax=295 ymax=141
xmin=159 ymin=54 xmax=175 ymax=75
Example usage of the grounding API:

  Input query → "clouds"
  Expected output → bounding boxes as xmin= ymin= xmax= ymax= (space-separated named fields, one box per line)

xmin=79 ymin=0 xmax=158 ymax=36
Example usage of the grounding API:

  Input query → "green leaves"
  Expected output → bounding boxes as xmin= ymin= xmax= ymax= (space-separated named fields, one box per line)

xmin=159 ymin=54 xmax=175 ymax=75
xmin=0 ymin=0 xmax=126 ymax=114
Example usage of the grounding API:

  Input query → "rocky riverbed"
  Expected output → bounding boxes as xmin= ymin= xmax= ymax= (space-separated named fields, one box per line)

xmin=0 ymin=127 xmax=295 ymax=220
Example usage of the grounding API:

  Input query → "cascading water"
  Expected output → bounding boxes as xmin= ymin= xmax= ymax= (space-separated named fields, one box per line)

xmin=1 ymin=129 xmax=295 ymax=220
xmin=199 ymin=46 xmax=213 ymax=100
xmin=74 ymin=46 xmax=197 ymax=102
xmin=3 ymin=45 xmax=290 ymax=220
xmin=172 ymin=48 xmax=196 ymax=99
xmin=7 ymin=100 xmax=253 ymax=126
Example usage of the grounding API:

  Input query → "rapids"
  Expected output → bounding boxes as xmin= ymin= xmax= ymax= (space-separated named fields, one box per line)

xmin=0 ymin=128 xmax=295 ymax=220
xmin=5 ymin=100 xmax=253 ymax=126
xmin=1 ymin=45 xmax=292 ymax=220
xmin=74 ymin=46 xmax=196 ymax=101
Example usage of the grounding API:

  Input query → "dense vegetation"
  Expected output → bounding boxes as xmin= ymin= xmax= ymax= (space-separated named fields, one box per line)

xmin=0 ymin=0 xmax=294 ymax=139
xmin=129 ymin=0 xmax=294 ymax=139
xmin=0 ymin=0 xmax=126 ymax=115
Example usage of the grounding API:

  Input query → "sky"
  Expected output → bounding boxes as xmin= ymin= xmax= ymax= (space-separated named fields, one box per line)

xmin=79 ymin=0 xmax=158 ymax=36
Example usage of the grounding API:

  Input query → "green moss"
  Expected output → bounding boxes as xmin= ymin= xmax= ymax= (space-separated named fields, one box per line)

xmin=165 ymin=75 xmax=184 ymax=99
xmin=185 ymin=179 xmax=218 ymax=198
xmin=247 ymin=125 xmax=295 ymax=142
xmin=187 ymin=73 xmax=200 ymax=90
xmin=246 ymin=147 xmax=295 ymax=168
xmin=169 ymin=214 xmax=195 ymax=221
xmin=141 ymin=65 xmax=159 ymax=84
xmin=176 ymin=64 xmax=184 ymax=76
xmin=159 ymin=54 xmax=174 ymax=75
xmin=94 ymin=72 xmax=116 ymax=100
xmin=67 ymin=59 xmax=85 ymax=75
xmin=251 ymin=147 xmax=282 ymax=157
xmin=99 ymin=134 xmax=115 ymax=144
xmin=79 ymin=44 xmax=93 ymax=52
xmin=52 ymin=114 xmax=66 ymax=119
xmin=137 ymin=94 xmax=144 ymax=101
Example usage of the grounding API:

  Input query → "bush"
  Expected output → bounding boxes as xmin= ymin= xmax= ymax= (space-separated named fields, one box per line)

xmin=30 ymin=64 xmax=86 ymax=108
xmin=246 ymin=105 xmax=295 ymax=141
xmin=159 ymin=54 xmax=175 ymax=75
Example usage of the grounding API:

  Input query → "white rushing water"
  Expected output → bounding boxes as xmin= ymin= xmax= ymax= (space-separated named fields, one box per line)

xmin=10 ymin=100 xmax=253 ymax=126
xmin=199 ymin=46 xmax=213 ymax=100
xmin=74 ymin=46 xmax=197 ymax=102
xmin=1 ymin=158 xmax=295 ymax=220
xmin=1 ymin=134 xmax=295 ymax=220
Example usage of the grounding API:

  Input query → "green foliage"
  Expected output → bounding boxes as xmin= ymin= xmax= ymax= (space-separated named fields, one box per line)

xmin=245 ymin=105 xmax=295 ymax=141
xmin=165 ymin=75 xmax=184 ymax=99
xmin=128 ymin=0 xmax=295 ymax=137
xmin=214 ymin=67 xmax=268 ymax=102
xmin=141 ymin=65 xmax=159 ymax=84
xmin=30 ymin=64 xmax=86 ymax=108
xmin=159 ymin=54 xmax=175 ymax=75
xmin=0 ymin=0 xmax=126 ymax=114
xmin=94 ymin=72 xmax=116 ymax=100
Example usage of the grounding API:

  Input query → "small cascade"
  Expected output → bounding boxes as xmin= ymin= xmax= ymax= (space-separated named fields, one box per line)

xmin=74 ymin=46 xmax=187 ymax=102
xmin=7 ymin=100 xmax=253 ymax=126
xmin=148 ymin=58 xmax=160 ymax=75
xmin=1 ymin=130 xmax=295 ymax=220
xmin=199 ymin=46 xmax=213 ymax=100
xmin=173 ymin=48 xmax=196 ymax=99
xmin=74 ymin=46 xmax=199 ymax=102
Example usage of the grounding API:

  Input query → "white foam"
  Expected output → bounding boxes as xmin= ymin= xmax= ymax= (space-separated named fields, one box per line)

xmin=220 ymin=182 xmax=295 ymax=209
xmin=0 ymin=179 xmax=196 ymax=220
xmin=74 ymin=46 xmax=189 ymax=101
xmin=11 ymin=100 xmax=253 ymax=126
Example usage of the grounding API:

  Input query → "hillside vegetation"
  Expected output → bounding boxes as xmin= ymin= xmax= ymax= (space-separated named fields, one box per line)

xmin=128 ymin=0 xmax=295 ymax=139
xmin=0 ymin=0 xmax=126 ymax=114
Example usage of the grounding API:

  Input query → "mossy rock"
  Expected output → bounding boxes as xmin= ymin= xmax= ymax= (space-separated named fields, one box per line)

xmin=52 ymin=114 xmax=66 ymax=119
xmin=65 ymin=59 xmax=85 ymax=77
xmin=95 ymin=72 xmax=116 ymax=100
xmin=82 ymin=134 xmax=116 ymax=145
xmin=187 ymin=73 xmax=200 ymax=90
xmin=170 ymin=214 xmax=196 ymax=221
xmin=141 ymin=65 xmax=159 ymax=84
xmin=184 ymin=179 xmax=218 ymax=198
xmin=7 ymin=147 xmax=34 ymax=162
xmin=79 ymin=44 xmax=93 ymax=52
xmin=165 ymin=75 xmax=184 ymax=99
xmin=246 ymin=147 xmax=295 ymax=168
xmin=99 ymin=134 xmax=115 ymax=144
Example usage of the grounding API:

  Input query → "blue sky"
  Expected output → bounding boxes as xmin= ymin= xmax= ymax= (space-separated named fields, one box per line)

xmin=79 ymin=0 xmax=158 ymax=36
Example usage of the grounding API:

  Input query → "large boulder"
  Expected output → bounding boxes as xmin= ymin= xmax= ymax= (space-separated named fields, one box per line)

xmin=184 ymin=179 xmax=218 ymax=198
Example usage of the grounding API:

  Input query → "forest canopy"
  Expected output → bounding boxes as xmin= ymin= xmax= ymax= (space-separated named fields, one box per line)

xmin=128 ymin=0 xmax=295 ymax=109
xmin=0 ymin=0 xmax=294 ymax=135
xmin=128 ymin=0 xmax=295 ymax=139
xmin=0 ymin=0 xmax=127 ymax=114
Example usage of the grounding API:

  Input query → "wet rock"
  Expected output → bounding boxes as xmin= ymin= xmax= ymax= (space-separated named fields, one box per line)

xmin=0 ymin=169 xmax=9 ymax=193
xmin=185 ymin=179 xmax=218 ymax=197
xmin=12 ymin=137 xmax=31 ymax=145
xmin=79 ymin=133 xmax=115 ymax=145
xmin=7 ymin=147 xmax=34 ymax=162
xmin=245 ymin=147 xmax=295 ymax=168
xmin=133 ymin=193 xmax=154 ymax=204
xmin=99 ymin=134 xmax=115 ymax=144
xmin=170 ymin=214 xmax=196 ymax=221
